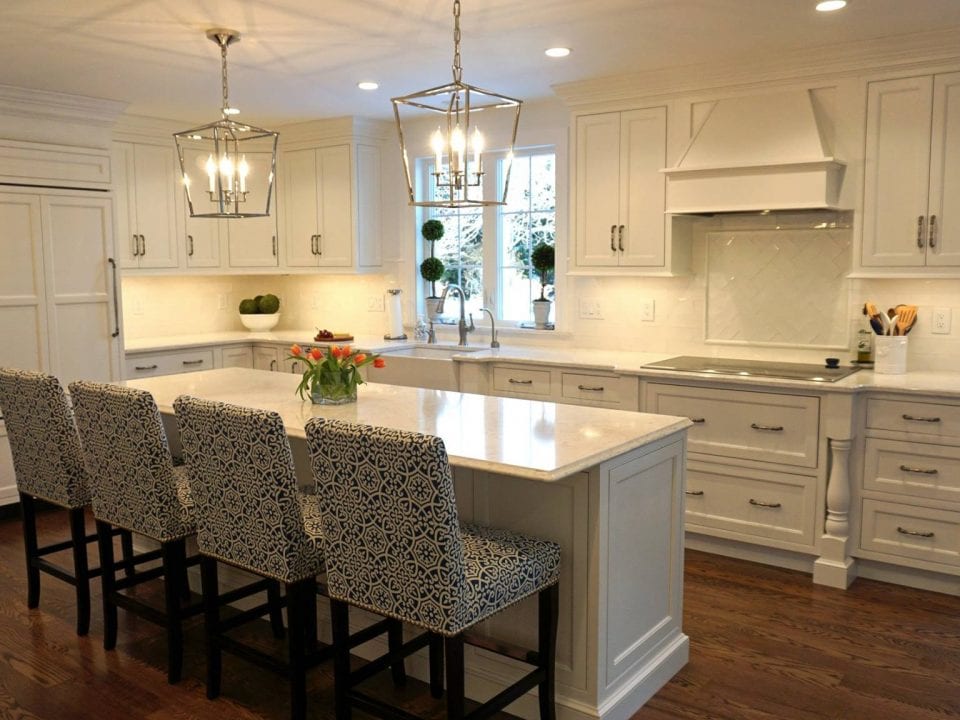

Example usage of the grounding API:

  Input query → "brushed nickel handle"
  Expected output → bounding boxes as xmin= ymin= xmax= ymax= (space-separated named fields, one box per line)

xmin=610 ymin=224 xmax=616 ymax=252
xmin=132 ymin=234 xmax=139 ymax=257
xmin=902 ymin=414 xmax=941 ymax=423
xmin=749 ymin=498 xmax=782 ymax=509
xmin=689 ymin=417 xmax=706 ymax=424
xmin=270 ymin=359 xmax=277 ymax=371
xmin=311 ymin=234 xmax=317 ymax=255
xmin=508 ymin=378 xmax=533 ymax=385
xmin=917 ymin=215 xmax=926 ymax=248
xmin=899 ymin=464 xmax=939 ymax=475
xmin=139 ymin=235 xmax=146 ymax=256
xmin=897 ymin=526 xmax=934 ymax=538
xmin=577 ymin=384 xmax=605 ymax=392
xmin=929 ymin=214 xmax=937 ymax=249
xmin=618 ymin=224 xmax=624 ymax=252
xmin=316 ymin=233 xmax=322 ymax=256
xmin=685 ymin=490 xmax=704 ymax=496
xmin=181 ymin=359 xmax=204 ymax=366
xmin=108 ymin=258 xmax=120 ymax=338
xmin=134 ymin=364 xmax=158 ymax=371
xmin=751 ymin=423 xmax=784 ymax=432
xmin=272 ymin=236 xmax=277 ymax=257
xmin=187 ymin=235 xmax=194 ymax=256
xmin=291 ymin=361 xmax=300 ymax=373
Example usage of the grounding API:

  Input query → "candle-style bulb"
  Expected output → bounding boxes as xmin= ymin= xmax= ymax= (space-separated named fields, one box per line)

xmin=430 ymin=128 xmax=445 ymax=174
xmin=205 ymin=154 xmax=216 ymax=193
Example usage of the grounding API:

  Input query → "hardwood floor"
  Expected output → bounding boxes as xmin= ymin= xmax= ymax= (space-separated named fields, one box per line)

xmin=1 ymin=507 xmax=958 ymax=719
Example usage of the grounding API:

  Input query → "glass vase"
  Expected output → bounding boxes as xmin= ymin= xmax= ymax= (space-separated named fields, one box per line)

xmin=311 ymin=381 xmax=358 ymax=405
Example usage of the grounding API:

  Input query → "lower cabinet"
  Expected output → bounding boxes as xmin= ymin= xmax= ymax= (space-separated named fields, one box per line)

xmin=484 ymin=363 xmax=640 ymax=410
xmin=125 ymin=347 xmax=215 ymax=378
xmin=221 ymin=346 xmax=254 ymax=369
xmin=253 ymin=345 xmax=280 ymax=372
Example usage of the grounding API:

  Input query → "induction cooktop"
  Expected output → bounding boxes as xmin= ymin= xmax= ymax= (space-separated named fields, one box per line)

xmin=641 ymin=356 xmax=861 ymax=382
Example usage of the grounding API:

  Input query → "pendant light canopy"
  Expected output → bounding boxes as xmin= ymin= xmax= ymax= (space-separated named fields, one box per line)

xmin=174 ymin=29 xmax=279 ymax=219
xmin=391 ymin=0 xmax=522 ymax=209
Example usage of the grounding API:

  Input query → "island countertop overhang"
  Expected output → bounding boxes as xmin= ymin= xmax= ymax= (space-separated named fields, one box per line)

xmin=123 ymin=367 xmax=691 ymax=482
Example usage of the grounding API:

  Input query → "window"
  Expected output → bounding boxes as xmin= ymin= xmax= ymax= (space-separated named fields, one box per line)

xmin=420 ymin=148 xmax=556 ymax=326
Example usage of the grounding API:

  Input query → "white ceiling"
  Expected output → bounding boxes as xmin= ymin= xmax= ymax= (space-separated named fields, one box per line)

xmin=2 ymin=0 xmax=959 ymax=124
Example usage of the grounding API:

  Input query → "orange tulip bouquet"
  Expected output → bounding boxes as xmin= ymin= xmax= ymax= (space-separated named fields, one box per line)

xmin=288 ymin=344 xmax=385 ymax=405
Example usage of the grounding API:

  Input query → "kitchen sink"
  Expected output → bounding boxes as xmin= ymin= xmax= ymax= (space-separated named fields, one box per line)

xmin=386 ymin=345 xmax=484 ymax=359
xmin=367 ymin=345 xmax=483 ymax=390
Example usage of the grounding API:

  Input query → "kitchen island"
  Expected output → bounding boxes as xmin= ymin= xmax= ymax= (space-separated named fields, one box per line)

xmin=126 ymin=367 xmax=691 ymax=720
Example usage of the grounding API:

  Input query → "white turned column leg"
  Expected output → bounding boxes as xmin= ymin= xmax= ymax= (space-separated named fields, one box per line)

xmin=813 ymin=438 xmax=857 ymax=588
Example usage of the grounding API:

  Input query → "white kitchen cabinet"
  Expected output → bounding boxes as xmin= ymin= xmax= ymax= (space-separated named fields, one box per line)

xmin=125 ymin=347 xmax=215 ymax=378
xmin=220 ymin=345 xmax=254 ymax=369
xmin=479 ymin=363 xmax=640 ymax=410
xmin=573 ymin=107 xmax=670 ymax=270
xmin=225 ymin=150 xmax=279 ymax=268
xmin=114 ymin=141 xmax=179 ymax=269
xmin=253 ymin=345 xmax=280 ymax=372
xmin=281 ymin=142 xmax=381 ymax=271
xmin=861 ymin=72 xmax=960 ymax=268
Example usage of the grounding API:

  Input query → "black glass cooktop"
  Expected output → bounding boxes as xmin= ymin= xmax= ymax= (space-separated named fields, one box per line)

xmin=641 ymin=356 xmax=861 ymax=382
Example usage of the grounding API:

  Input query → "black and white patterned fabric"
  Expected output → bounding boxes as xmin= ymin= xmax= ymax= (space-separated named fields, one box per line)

xmin=304 ymin=418 xmax=561 ymax=637
xmin=173 ymin=396 xmax=324 ymax=583
xmin=0 ymin=368 xmax=91 ymax=509
xmin=69 ymin=382 xmax=195 ymax=543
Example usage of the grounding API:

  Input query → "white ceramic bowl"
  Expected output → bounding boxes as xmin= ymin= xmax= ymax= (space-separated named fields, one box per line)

xmin=239 ymin=313 xmax=280 ymax=332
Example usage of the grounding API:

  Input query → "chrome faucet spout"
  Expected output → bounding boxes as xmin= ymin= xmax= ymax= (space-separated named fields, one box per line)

xmin=437 ymin=283 xmax=473 ymax=346
xmin=480 ymin=307 xmax=500 ymax=348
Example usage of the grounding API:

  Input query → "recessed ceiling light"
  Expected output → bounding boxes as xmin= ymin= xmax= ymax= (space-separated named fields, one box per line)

xmin=545 ymin=47 xmax=571 ymax=58
xmin=357 ymin=81 xmax=379 ymax=91
xmin=815 ymin=0 xmax=847 ymax=11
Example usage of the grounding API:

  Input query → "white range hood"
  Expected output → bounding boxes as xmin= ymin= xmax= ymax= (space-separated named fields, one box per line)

xmin=662 ymin=90 xmax=846 ymax=214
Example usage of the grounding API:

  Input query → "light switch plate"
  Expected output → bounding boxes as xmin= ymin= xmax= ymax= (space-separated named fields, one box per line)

xmin=639 ymin=298 xmax=655 ymax=322
xmin=933 ymin=307 xmax=951 ymax=334
xmin=368 ymin=295 xmax=385 ymax=312
xmin=579 ymin=298 xmax=603 ymax=319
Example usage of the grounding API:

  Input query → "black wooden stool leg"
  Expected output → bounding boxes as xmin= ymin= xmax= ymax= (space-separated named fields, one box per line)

xmin=161 ymin=539 xmax=185 ymax=684
xmin=20 ymin=494 xmax=40 ymax=609
xmin=120 ymin=529 xmax=135 ymax=579
xmin=200 ymin=556 xmax=222 ymax=699
xmin=330 ymin=599 xmax=352 ymax=720
xmin=429 ymin=633 xmax=444 ymax=698
xmin=96 ymin=520 xmax=118 ymax=650
xmin=68 ymin=507 xmax=91 ymax=636
xmin=445 ymin=634 xmax=466 ymax=720
xmin=175 ymin=539 xmax=191 ymax=602
xmin=303 ymin=579 xmax=318 ymax=653
xmin=538 ymin=583 xmax=559 ymax=720
xmin=388 ymin=618 xmax=407 ymax=686
xmin=267 ymin=580 xmax=285 ymax=639
xmin=286 ymin=580 xmax=308 ymax=720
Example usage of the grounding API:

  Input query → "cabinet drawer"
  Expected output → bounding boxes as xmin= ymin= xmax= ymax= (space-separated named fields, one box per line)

xmin=125 ymin=349 xmax=215 ymax=378
xmin=645 ymin=383 xmax=819 ymax=468
xmin=685 ymin=462 xmax=816 ymax=546
xmin=864 ymin=438 xmax=960 ymax=504
xmin=866 ymin=398 xmax=960 ymax=440
xmin=861 ymin=498 xmax=960 ymax=569
xmin=492 ymin=365 xmax=552 ymax=398
xmin=560 ymin=372 xmax=633 ymax=407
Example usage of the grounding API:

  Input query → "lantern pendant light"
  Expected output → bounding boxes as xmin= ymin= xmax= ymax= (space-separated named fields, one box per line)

xmin=173 ymin=29 xmax=279 ymax=219
xmin=391 ymin=0 xmax=522 ymax=209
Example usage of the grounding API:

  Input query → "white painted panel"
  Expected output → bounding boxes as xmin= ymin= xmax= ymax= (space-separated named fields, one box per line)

xmin=862 ymin=498 xmax=960 ymax=569
xmin=0 ymin=141 xmax=111 ymax=187
xmin=0 ymin=194 xmax=43 ymax=297
xmin=226 ymin=150 xmax=279 ymax=268
xmin=0 ymin=306 xmax=45 ymax=370
xmin=575 ymin=112 xmax=621 ymax=267
xmin=132 ymin=143 xmax=179 ymax=268
xmin=620 ymin=106 xmax=666 ymax=267
xmin=927 ymin=71 xmax=960 ymax=267
xmin=356 ymin=144 xmax=382 ymax=268
xmin=253 ymin=345 xmax=280 ymax=372
xmin=282 ymin=148 xmax=320 ymax=268
xmin=864 ymin=437 xmax=960 ymax=504
xmin=0 ymin=427 xmax=16 ymax=507
xmin=866 ymin=398 xmax=960 ymax=440
xmin=221 ymin=346 xmax=254 ymax=369
xmin=318 ymin=144 xmax=353 ymax=267
xmin=181 ymin=147 xmax=223 ymax=268
xmin=54 ymin=302 xmax=114 ymax=383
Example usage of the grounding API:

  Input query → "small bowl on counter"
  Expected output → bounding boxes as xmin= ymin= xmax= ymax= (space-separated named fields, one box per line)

xmin=239 ymin=313 xmax=280 ymax=332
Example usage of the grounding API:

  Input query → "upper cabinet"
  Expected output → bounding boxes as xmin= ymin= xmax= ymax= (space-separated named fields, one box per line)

xmin=862 ymin=72 xmax=960 ymax=269
xmin=281 ymin=141 xmax=382 ymax=272
xmin=114 ymin=141 xmax=180 ymax=269
xmin=571 ymin=106 xmax=688 ymax=275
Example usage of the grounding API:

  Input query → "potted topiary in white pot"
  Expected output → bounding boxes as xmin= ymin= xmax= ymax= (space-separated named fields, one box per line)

xmin=531 ymin=243 xmax=555 ymax=329
xmin=420 ymin=219 xmax=445 ymax=320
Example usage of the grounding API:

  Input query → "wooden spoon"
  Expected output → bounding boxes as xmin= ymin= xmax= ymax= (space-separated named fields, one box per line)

xmin=897 ymin=306 xmax=917 ymax=336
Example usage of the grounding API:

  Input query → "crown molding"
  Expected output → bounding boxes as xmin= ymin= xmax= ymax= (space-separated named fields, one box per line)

xmin=554 ymin=26 xmax=960 ymax=107
xmin=0 ymin=83 xmax=127 ymax=127
xmin=112 ymin=113 xmax=185 ymax=144
xmin=278 ymin=116 xmax=393 ymax=146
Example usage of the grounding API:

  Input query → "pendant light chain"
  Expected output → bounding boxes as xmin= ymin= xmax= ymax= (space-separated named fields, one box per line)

xmin=220 ymin=38 xmax=231 ymax=117
xmin=451 ymin=0 xmax=462 ymax=83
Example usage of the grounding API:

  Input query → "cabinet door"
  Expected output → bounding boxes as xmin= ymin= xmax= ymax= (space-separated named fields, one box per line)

xmin=180 ymin=147 xmax=223 ymax=268
xmin=927 ymin=72 xmax=960 ymax=267
xmin=283 ymin=148 xmax=321 ymax=267
xmin=861 ymin=76 xmax=934 ymax=268
xmin=40 ymin=196 xmax=119 ymax=384
xmin=113 ymin=143 xmax=141 ymax=268
xmin=252 ymin=345 xmax=279 ymax=372
xmin=620 ymin=107 xmax=667 ymax=267
xmin=0 ymin=193 xmax=49 ymax=372
xmin=226 ymin=214 xmax=278 ymax=268
xmin=356 ymin=144 xmax=382 ymax=268
xmin=221 ymin=346 xmax=254 ymax=368
xmin=575 ymin=113 xmax=621 ymax=267
xmin=317 ymin=145 xmax=353 ymax=267
xmin=131 ymin=144 xmax=179 ymax=269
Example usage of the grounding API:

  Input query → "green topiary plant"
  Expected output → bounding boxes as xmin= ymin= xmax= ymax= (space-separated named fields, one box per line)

xmin=531 ymin=243 xmax=555 ymax=301
xmin=420 ymin=256 xmax=445 ymax=298
xmin=421 ymin=219 xmax=445 ymax=243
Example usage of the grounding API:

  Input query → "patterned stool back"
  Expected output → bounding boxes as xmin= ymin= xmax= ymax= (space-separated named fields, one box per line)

xmin=0 ymin=368 xmax=90 ymax=508
xmin=174 ymin=396 xmax=317 ymax=582
xmin=69 ymin=382 xmax=193 ymax=542
xmin=305 ymin=418 xmax=468 ymax=634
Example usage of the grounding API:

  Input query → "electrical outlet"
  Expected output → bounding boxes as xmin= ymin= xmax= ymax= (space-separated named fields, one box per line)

xmin=933 ymin=307 xmax=952 ymax=334
xmin=131 ymin=297 xmax=144 ymax=316
xmin=217 ymin=293 xmax=228 ymax=310
xmin=639 ymin=298 xmax=655 ymax=322
xmin=579 ymin=298 xmax=603 ymax=319
xmin=367 ymin=295 xmax=385 ymax=312
xmin=311 ymin=294 xmax=320 ymax=309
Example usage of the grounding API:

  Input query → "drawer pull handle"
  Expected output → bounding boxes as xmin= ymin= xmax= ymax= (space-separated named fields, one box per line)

xmin=750 ymin=423 xmax=784 ymax=432
xmin=182 ymin=359 xmax=204 ymax=366
xmin=508 ymin=378 xmax=533 ymax=385
xmin=689 ymin=417 xmax=706 ymax=424
xmin=749 ymin=498 xmax=782 ymax=509
xmin=134 ymin=364 xmax=158 ymax=371
xmin=577 ymin=384 xmax=604 ymax=392
xmin=897 ymin=526 xmax=935 ymax=538
xmin=899 ymin=464 xmax=939 ymax=475
xmin=685 ymin=490 xmax=704 ymax=496
xmin=609 ymin=224 xmax=617 ymax=252
xmin=270 ymin=359 xmax=278 ymax=371
xmin=902 ymin=414 xmax=941 ymax=423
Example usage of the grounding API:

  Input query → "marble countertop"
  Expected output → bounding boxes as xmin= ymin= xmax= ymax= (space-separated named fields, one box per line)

xmin=124 ymin=367 xmax=690 ymax=482
xmin=124 ymin=331 xmax=415 ymax=354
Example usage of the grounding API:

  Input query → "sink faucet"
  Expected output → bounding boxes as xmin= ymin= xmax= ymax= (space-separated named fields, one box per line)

xmin=436 ymin=284 xmax=475 ymax=346
xmin=479 ymin=307 xmax=500 ymax=348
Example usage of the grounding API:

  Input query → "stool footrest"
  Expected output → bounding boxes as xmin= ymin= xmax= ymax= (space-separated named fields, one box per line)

xmin=349 ymin=630 xmax=431 ymax=687
xmin=462 ymin=630 xmax=538 ymax=665
xmin=466 ymin=667 xmax=544 ymax=720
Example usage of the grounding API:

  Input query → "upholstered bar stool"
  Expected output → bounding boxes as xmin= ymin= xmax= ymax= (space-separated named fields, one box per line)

xmin=0 ymin=368 xmax=133 ymax=636
xmin=304 ymin=418 xmax=561 ymax=720
xmin=69 ymin=381 xmax=205 ymax=684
